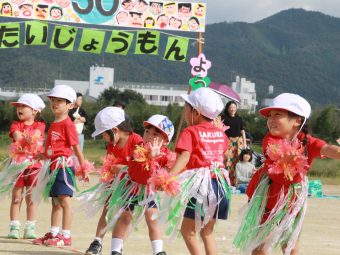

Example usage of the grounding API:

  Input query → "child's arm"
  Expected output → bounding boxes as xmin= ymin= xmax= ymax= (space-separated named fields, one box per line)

xmin=73 ymin=144 xmax=85 ymax=166
xmin=320 ymin=144 xmax=340 ymax=159
xmin=169 ymin=150 xmax=190 ymax=175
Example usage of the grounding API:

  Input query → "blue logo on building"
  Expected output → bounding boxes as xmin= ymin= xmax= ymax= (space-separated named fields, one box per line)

xmin=94 ymin=76 xmax=104 ymax=85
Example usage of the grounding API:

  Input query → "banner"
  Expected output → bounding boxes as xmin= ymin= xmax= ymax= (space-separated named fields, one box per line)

xmin=0 ymin=0 xmax=206 ymax=32
xmin=0 ymin=21 xmax=191 ymax=62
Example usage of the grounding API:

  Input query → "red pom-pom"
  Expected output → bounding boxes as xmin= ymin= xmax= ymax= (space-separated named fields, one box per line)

xmin=148 ymin=168 xmax=180 ymax=196
xmin=75 ymin=160 xmax=95 ymax=182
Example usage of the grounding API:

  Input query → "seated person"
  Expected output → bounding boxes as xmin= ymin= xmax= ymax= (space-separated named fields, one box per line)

xmin=236 ymin=149 xmax=256 ymax=193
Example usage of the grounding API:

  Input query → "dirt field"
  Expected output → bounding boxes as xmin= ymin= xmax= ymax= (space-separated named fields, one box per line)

xmin=0 ymin=179 xmax=339 ymax=255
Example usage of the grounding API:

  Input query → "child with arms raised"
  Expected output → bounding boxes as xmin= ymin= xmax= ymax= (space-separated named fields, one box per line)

xmin=234 ymin=93 xmax=340 ymax=255
xmin=106 ymin=114 xmax=176 ymax=255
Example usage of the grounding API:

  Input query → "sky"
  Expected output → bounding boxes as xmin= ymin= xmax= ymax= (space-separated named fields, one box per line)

xmin=184 ymin=0 xmax=340 ymax=24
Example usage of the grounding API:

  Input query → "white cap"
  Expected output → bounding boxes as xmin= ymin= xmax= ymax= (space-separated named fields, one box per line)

xmin=48 ymin=85 xmax=77 ymax=103
xmin=11 ymin=93 xmax=45 ymax=112
xmin=92 ymin=107 xmax=125 ymax=137
xmin=143 ymin=114 xmax=174 ymax=143
xmin=259 ymin=93 xmax=311 ymax=118
xmin=181 ymin=87 xmax=224 ymax=119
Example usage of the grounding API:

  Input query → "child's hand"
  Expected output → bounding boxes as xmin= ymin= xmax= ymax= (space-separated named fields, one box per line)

xmin=36 ymin=153 xmax=47 ymax=161
xmin=149 ymin=137 xmax=163 ymax=158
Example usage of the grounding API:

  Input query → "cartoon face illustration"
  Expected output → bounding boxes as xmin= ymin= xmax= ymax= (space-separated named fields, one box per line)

xmin=136 ymin=0 xmax=147 ymax=12
xmin=188 ymin=17 xmax=200 ymax=31
xmin=19 ymin=4 xmax=33 ymax=17
xmin=144 ymin=16 xmax=155 ymax=28
xmin=169 ymin=16 xmax=182 ymax=29
xmin=164 ymin=2 xmax=176 ymax=16
xmin=1 ymin=2 xmax=13 ymax=16
xmin=129 ymin=12 xmax=142 ymax=27
xmin=156 ymin=14 xmax=169 ymax=29
xmin=56 ymin=0 xmax=70 ymax=8
xmin=50 ymin=6 xmax=63 ymax=20
xmin=35 ymin=4 xmax=48 ymax=19
xmin=149 ymin=1 xmax=162 ymax=15
xmin=194 ymin=4 xmax=205 ymax=17
xmin=116 ymin=11 xmax=128 ymax=24
xmin=121 ymin=0 xmax=135 ymax=10
xmin=178 ymin=3 xmax=191 ymax=18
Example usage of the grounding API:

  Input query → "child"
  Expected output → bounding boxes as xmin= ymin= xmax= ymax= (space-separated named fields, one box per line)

xmin=4 ymin=94 xmax=45 ymax=239
xmin=82 ymin=106 xmax=143 ymax=255
xmin=160 ymin=87 xmax=230 ymax=255
xmin=236 ymin=149 xmax=256 ymax=193
xmin=33 ymin=85 xmax=86 ymax=246
xmin=106 ymin=114 xmax=175 ymax=255
xmin=233 ymin=93 xmax=340 ymax=255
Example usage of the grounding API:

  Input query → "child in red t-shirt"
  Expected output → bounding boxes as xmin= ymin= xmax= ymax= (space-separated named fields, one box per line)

xmin=233 ymin=93 xmax=340 ymax=255
xmin=0 ymin=94 xmax=46 ymax=240
xmin=80 ymin=106 xmax=143 ymax=255
xmin=32 ymin=85 xmax=87 ymax=247
xmin=106 ymin=114 xmax=175 ymax=255
xmin=159 ymin=87 xmax=230 ymax=255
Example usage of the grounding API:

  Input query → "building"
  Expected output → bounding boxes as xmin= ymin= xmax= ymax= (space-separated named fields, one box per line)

xmin=113 ymin=82 xmax=187 ymax=106
xmin=231 ymin=76 xmax=258 ymax=113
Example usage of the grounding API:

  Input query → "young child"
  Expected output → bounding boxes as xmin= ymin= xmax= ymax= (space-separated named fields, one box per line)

xmin=106 ymin=114 xmax=175 ymax=255
xmin=81 ymin=106 xmax=143 ymax=255
xmin=159 ymin=87 xmax=230 ymax=255
xmin=233 ymin=93 xmax=340 ymax=255
xmin=32 ymin=85 xmax=86 ymax=246
xmin=3 ymin=94 xmax=45 ymax=239
xmin=236 ymin=149 xmax=256 ymax=193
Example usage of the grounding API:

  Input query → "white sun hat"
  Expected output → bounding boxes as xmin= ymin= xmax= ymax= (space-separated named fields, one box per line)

xmin=259 ymin=93 xmax=311 ymax=119
xmin=181 ymin=87 xmax=224 ymax=119
xmin=143 ymin=114 xmax=175 ymax=143
xmin=48 ymin=85 xmax=77 ymax=103
xmin=11 ymin=93 xmax=46 ymax=112
xmin=92 ymin=107 xmax=125 ymax=137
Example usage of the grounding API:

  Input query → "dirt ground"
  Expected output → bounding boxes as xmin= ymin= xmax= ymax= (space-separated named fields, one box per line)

xmin=0 ymin=178 xmax=339 ymax=255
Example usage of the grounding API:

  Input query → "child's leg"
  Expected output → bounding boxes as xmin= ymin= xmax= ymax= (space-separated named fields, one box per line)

xmin=51 ymin=197 xmax=62 ymax=228
xmin=282 ymin=241 xmax=299 ymax=255
xmin=145 ymin=208 xmax=161 ymax=240
xmin=10 ymin=187 xmax=23 ymax=221
xmin=111 ymin=211 xmax=133 ymax=253
xmin=145 ymin=208 xmax=164 ymax=255
xmin=200 ymin=220 xmax=217 ymax=255
xmin=180 ymin=217 xmax=202 ymax=255
xmin=58 ymin=195 xmax=72 ymax=231
xmin=252 ymin=245 xmax=267 ymax=255
xmin=25 ymin=193 xmax=36 ymax=221
xmin=95 ymin=205 xmax=109 ymax=238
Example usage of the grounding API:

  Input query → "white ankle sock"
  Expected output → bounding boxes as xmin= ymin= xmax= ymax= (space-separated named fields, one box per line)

xmin=25 ymin=220 xmax=36 ymax=227
xmin=61 ymin=229 xmax=71 ymax=239
xmin=10 ymin=220 xmax=20 ymax=227
xmin=50 ymin=226 xmax=59 ymax=237
xmin=111 ymin=238 xmax=123 ymax=252
xmin=151 ymin=240 xmax=163 ymax=254
xmin=94 ymin=237 xmax=102 ymax=244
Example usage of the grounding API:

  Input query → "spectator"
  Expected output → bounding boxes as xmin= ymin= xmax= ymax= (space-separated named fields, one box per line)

xmin=236 ymin=149 xmax=256 ymax=193
xmin=69 ymin=93 xmax=88 ymax=151
xmin=222 ymin=101 xmax=247 ymax=186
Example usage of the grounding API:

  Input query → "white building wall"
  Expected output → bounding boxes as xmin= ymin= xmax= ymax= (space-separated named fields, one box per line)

xmin=231 ymin=76 xmax=258 ymax=113
xmin=89 ymin=66 xmax=114 ymax=98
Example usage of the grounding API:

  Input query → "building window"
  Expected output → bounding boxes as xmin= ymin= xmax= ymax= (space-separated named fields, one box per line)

xmin=145 ymin=95 xmax=158 ymax=101
xmin=175 ymin=96 xmax=183 ymax=102
xmin=161 ymin=96 xmax=171 ymax=101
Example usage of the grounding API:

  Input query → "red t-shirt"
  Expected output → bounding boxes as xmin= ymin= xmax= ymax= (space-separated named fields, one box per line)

xmin=128 ymin=146 xmax=174 ymax=185
xmin=9 ymin=121 xmax=45 ymax=169
xmin=45 ymin=117 xmax=79 ymax=162
xmin=106 ymin=132 xmax=143 ymax=164
xmin=247 ymin=133 xmax=326 ymax=210
xmin=176 ymin=122 xmax=229 ymax=170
